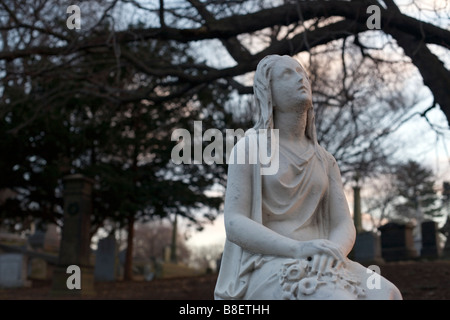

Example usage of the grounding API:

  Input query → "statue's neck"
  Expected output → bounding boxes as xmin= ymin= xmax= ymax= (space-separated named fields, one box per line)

xmin=273 ymin=104 xmax=310 ymax=146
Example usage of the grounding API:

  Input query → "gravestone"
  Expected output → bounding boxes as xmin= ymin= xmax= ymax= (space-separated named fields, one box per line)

xmin=420 ymin=220 xmax=441 ymax=259
xmin=27 ymin=228 xmax=46 ymax=251
xmin=0 ymin=253 xmax=30 ymax=288
xmin=353 ymin=231 xmax=384 ymax=265
xmin=94 ymin=234 xmax=119 ymax=281
xmin=51 ymin=174 xmax=95 ymax=296
xmin=439 ymin=216 xmax=450 ymax=259
xmin=118 ymin=248 xmax=126 ymax=278
xmin=28 ymin=258 xmax=48 ymax=280
xmin=378 ymin=222 xmax=418 ymax=261
xmin=118 ymin=248 xmax=126 ymax=265
xmin=164 ymin=246 xmax=171 ymax=263
xmin=43 ymin=223 xmax=60 ymax=253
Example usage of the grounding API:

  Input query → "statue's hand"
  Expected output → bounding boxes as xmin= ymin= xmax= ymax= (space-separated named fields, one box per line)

xmin=296 ymin=239 xmax=345 ymax=266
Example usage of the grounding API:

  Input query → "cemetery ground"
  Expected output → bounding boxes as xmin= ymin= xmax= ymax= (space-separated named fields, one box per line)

xmin=1 ymin=259 xmax=450 ymax=300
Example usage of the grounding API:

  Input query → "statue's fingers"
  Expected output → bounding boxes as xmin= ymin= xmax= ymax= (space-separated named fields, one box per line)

xmin=325 ymin=246 xmax=342 ymax=262
xmin=330 ymin=246 xmax=345 ymax=261
xmin=334 ymin=259 xmax=344 ymax=270
xmin=311 ymin=254 xmax=321 ymax=272
xmin=325 ymin=256 xmax=334 ymax=270
xmin=318 ymin=254 xmax=328 ymax=273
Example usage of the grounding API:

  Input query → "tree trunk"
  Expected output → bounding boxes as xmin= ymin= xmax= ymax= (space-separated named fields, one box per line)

xmin=387 ymin=28 xmax=450 ymax=125
xmin=124 ymin=213 xmax=135 ymax=281
xmin=170 ymin=213 xmax=178 ymax=263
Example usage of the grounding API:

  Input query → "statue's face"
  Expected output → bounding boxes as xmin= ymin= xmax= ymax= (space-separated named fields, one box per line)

xmin=270 ymin=57 xmax=312 ymax=113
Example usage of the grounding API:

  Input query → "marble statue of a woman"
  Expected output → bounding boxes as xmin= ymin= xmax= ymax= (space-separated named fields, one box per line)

xmin=214 ymin=54 xmax=402 ymax=300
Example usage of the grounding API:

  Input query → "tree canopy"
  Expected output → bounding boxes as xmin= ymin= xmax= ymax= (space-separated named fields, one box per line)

xmin=394 ymin=160 xmax=442 ymax=220
xmin=1 ymin=1 xmax=448 ymax=120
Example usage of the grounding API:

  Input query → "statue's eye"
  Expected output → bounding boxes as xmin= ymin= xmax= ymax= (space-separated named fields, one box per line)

xmin=282 ymin=68 xmax=293 ymax=77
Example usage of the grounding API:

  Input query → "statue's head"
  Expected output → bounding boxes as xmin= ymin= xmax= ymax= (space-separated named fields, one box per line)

xmin=253 ymin=54 xmax=316 ymax=143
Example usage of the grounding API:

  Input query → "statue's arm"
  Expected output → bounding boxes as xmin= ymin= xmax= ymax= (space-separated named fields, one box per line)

xmin=224 ymin=139 xmax=347 ymax=262
xmin=326 ymin=154 xmax=356 ymax=257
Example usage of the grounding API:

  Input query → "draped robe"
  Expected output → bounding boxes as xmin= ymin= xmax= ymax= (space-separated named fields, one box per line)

xmin=214 ymin=132 xmax=402 ymax=300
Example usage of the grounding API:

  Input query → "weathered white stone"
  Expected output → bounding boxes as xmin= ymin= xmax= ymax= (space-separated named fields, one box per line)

xmin=215 ymin=55 xmax=402 ymax=300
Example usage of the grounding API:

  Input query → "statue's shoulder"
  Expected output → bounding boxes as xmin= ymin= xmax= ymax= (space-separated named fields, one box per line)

xmin=316 ymin=144 xmax=337 ymax=166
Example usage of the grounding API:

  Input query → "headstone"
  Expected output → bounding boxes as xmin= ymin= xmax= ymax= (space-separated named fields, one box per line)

xmin=117 ymin=248 xmax=126 ymax=278
xmin=28 ymin=258 xmax=48 ymax=280
xmin=164 ymin=246 xmax=171 ymax=263
xmin=378 ymin=222 xmax=418 ymax=261
xmin=439 ymin=215 xmax=450 ymax=259
xmin=420 ymin=220 xmax=441 ymax=259
xmin=94 ymin=234 xmax=119 ymax=281
xmin=51 ymin=174 xmax=95 ymax=296
xmin=118 ymin=248 xmax=126 ymax=265
xmin=353 ymin=231 xmax=384 ymax=265
xmin=43 ymin=223 xmax=60 ymax=253
xmin=0 ymin=253 xmax=30 ymax=288
xmin=27 ymin=228 xmax=46 ymax=250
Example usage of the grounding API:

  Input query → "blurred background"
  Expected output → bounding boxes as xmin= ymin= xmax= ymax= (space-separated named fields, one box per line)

xmin=0 ymin=0 xmax=449 ymax=299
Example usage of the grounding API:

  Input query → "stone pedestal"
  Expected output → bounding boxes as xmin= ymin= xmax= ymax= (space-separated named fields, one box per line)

xmin=378 ymin=222 xmax=418 ymax=261
xmin=51 ymin=174 xmax=96 ymax=296
xmin=27 ymin=225 xmax=45 ymax=251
